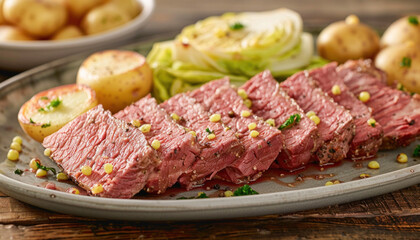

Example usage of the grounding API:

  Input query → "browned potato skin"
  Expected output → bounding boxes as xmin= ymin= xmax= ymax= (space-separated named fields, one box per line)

xmin=0 ymin=25 xmax=35 ymax=41
xmin=18 ymin=84 xmax=98 ymax=142
xmin=3 ymin=0 xmax=68 ymax=38
xmin=381 ymin=15 xmax=420 ymax=48
xmin=76 ymin=50 xmax=153 ymax=113
xmin=317 ymin=19 xmax=380 ymax=63
xmin=375 ymin=43 xmax=420 ymax=93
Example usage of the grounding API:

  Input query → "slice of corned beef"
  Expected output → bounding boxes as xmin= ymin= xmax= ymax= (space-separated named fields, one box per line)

xmin=114 ymin=95 xmax=200 ymax=194
xmin=188 ymin=78 xmax=284 ymax=183
xmin=307 ymin=63 xmax=383 ymax=159
xmin=43 ymin=105 xmax=159 ymax=199
xmin=240 ymin=70 xmax=321 ymax=170
xmin=160 ymin=94 xmax=244 ymax=189
xmin=280 ymin=73 xmax=355 ymax=164
xmin=337 ymin=59 xmax=420 ymax=149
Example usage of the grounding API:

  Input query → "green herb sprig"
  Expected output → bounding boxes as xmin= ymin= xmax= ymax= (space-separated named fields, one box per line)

xmin=35 ymin=161 xmax=57 ymax=175
xmin=205 ymin=128 xmax=214 ymax=134
xmin=408 ymin=16 xmax=419 ymax=25
xmin=38 ymin=98 xmax=62 ymax=112
xmin=401 ymin=57 xmax=412 ymax=68
xmin=229 ymin=22 xmax=245 ymax=30
xmin=14 ymin=169 xmax=23 ymax=175
xmin=279 ymin=114 xmax=301 ymax=130
xmin=234 ymin=184 xmax=259 ymax=196
xmin=413 ymin=145 xmax=420 ymax=157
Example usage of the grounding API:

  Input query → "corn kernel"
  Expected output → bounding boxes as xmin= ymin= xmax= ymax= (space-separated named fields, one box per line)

xmin=241 ymin=110 xmax=251 ymax=118
xmin=331 ymin=85 xmax=341 ymax=95
xmin=333 ymin=180 xmax=341 ymax=184
xmin=224 ymin=190 xmax=234 ymax=197
xmin=29 ymin=158 xmax=40 ymax=170
xmin=310 ymin=115 xmax=321 ymax=125
xmin=250 ymin=130 xmax=259 ymax=138
xmin=306 ymin=111 xmax=316 ymax=118
xmin=81 ymin=165 xmax=92 ymax=176
xmin=131 ymin=119 xmax=141 ymax=128
xmin=151 ymin=139 xmax=161 ymax=150
xmin=359 ymin=173 xmax=370 ymax=179
xmin=56 ymin=172 xmax=69 ymax=181
xmin=68 ymin=188 xmax=80 ymax=195
xmin=237 ymin=89 xmax=248 ymax=100
xmin=359 ymin=91 xmax=370 ymax=102
xmin=44 ymin=148 xmax=51 ymax=157
xmin=367 ymin=118 xmax=376 ymax=127
xmin=12 ymin=136 xmax=22 ymax=145
xmin=396 ymin=153 xmax=408 ymax=163
xmin=91 ymin=184 xmax=104 ymax=194
xmin=140 ymin=124 xmax=151 ymax=133
xmin=210 ymin=113 xmax=221 ymax=122
xmin=266 ymin=118 xmax=275 ymax=127
xmin=345 ymin=14 xmax=360 ymax=25
xmin=368 ymin=160 xmax=380 ymax=169
xmin=325 ymin=181 xmax=333 ymax=186
xmin=7 ymin=149 xmax=19 ymax=161
xmin=248 ymin=122 xmax=257 ymax=130
xmin=171 ymin=113 xmax=180 ymax=121
xmin=104 ymin=163 xmax=113 ymax=174
xmin=35 ymin=169 xmax=47 ymax=178
xmin=207 ymin=133 xmax=216 ymax=140
xmin=189 ymin=131 xmax=196 ymax=137
xmin=10 ymin=142 xmax=22 ymax=152
xmin=243 ymin=99 xmax=252 ymax=108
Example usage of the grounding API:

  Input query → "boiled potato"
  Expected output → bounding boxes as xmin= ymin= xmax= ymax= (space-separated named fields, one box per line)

xmin=51 ymin=25 xmax=84 ymax=40
xmin=375 ymin=42 xmax=420 ymax=93
xmin=381 ymin=15 xmax=420 ymax=48
xmin=0 ymin=0 xmax=5 ymax=25
xmin=77 ymin=50 xmax=152 ymax=113
xmin=109 ymin=0 xmax=142 ymax=19
xmin=81 ymin=3 xmax=131 ymax=35
xmin=3 ymin=0 xmax=68 ymax=38
xmin=0 ymin=25 xmax=35 ymax=41
xmin=18 ymin=84 xmax=98 ymax=142
xmin=317 ymin=15 xmax=380 ymax=63
xmin=63 ymin=0 xmax=107 ymax=22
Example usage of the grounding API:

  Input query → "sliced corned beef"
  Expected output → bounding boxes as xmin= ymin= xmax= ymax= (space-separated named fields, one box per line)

xmin=307 ymin=63 xmax=383 ymax=159
xmin=160 ymin=94 xmax=244 ymax=189
xmin=240 ymin=70 xmax=321 ymax=170
xmin=280 ymin=73 xmax=355 ymax=164
xmin=188 ymin=78 xmax=284 ymax=183
xmin=114 ymin=95 xmax=200 ymax=194
xmin=43 ymin=105 xmax=159 ymax=199
xmin=337 ymin=59 xmax=420 ymax=149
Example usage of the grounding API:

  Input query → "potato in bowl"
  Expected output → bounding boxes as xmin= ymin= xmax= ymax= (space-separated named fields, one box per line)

xmin=18 ymin=84 xmax=98 ymax=142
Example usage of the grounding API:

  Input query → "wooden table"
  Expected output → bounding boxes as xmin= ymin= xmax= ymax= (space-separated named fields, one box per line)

xmin=1 ymin=0 xmax=419 ymax=239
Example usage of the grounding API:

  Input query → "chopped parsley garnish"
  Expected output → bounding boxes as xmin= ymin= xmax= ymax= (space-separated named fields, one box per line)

xmin=14 ymin=169 xmax=23 ymax=175
xmin=40 ymin=96 xmax=49 ymax=100
xmin=401 ymin=57 xmax=412 ymax=68
xmin=30 ymin=118 xmax=35 ymax=124
xmin=413 ymin=145 xmax=420 ymax=157
xmin=41 ymin=123 xmax=51 ymax=128
xmin=408 ymin=16 xmax=419 ymax=25
xmin=38 ymin=98 xmax=62 ymax=112
xmin=229 ymin=22 xmax=245 ymax=30
xmin=234 ymin=184 xmax=258 ymax=196
xmin=279 ymin=114 xmax=301 ymax=130
xmin=197 ymin=192 xmax=209 ymax=198
xmin=35 ymin=161 xmax=56 ymax=175
xmin=370 ymin=122 xmax=376 ymax=127
xmin=205 ymin=128 xmax=214 ymax=134
xmin=177 ymin=192 xmax=209 ymax=200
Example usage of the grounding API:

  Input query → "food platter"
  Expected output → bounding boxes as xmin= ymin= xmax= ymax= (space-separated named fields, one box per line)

xmin=0 ymin=38 xmax=419 ymax=221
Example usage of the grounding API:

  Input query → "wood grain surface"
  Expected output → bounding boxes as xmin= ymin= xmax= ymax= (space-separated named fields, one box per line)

xmin=1 ymin=0 xmax=420 ymax=239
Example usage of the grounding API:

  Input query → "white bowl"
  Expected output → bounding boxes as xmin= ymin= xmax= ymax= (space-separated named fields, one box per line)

xmin=0 ymin=0 xmax=155 ymax=71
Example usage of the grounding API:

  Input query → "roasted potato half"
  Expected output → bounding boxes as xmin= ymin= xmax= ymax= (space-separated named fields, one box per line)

xmin=18 ymin=84 xmax=98 ymax=142
xmin=76 ymin=50 xmax=153 ymax=113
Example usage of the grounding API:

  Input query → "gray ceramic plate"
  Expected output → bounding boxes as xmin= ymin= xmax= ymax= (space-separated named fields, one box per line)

xmin=0 ymin=39 xmax=419 ymax=221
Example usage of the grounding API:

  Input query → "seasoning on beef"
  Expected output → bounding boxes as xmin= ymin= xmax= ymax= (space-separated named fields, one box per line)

xmin=240 ymin=70 xmax=322 ymax=169
xmin=43 ymin=105 xmax=159 ymax=199
xmin=160 ymin=94 xmax=244 ymax=189
xmin=189 ymin=78 xmax=284 ymax=183
xmin=114 ymin=95 xmax=200 ymax=194
xmin=337 ymin=59 xmax=420 ymax=149
xmin=308 ymin=63 xmax=383 ymax=159
xmin=280 ymin=72 xmax=355 ymax=164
